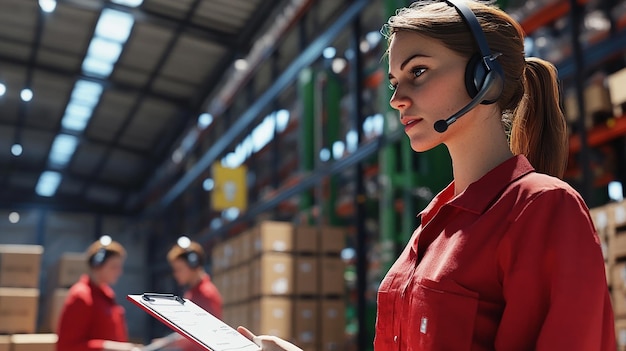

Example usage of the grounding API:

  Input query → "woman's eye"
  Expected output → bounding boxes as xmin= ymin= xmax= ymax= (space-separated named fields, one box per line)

xmin=411 ymin=67 xmax=426 ymax=78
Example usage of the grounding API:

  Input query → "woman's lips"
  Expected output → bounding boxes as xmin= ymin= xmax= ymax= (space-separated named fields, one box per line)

xmin=404 ymin=118 xmax=422 ymax=132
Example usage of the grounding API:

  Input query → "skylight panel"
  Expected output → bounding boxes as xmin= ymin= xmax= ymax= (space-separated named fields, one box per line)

xmin=71 ymin=80 xmax=103 ymax=107
xmin=82 ymin=57 xmax=114 ymax=77
xmin=86 ymin=38 xmax=123 ymax=63
xmin=49 ymin=134 xmax=78 ymax=167
xmin=111 ymin=0 xmax=144 ymax=7
xmin=95 ymin=9 xmax=134 ymax=43
xmin=35 ymin=171 xmax=62 ymax=197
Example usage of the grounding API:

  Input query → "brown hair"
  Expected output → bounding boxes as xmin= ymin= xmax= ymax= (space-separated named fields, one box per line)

xmin=86 ymin=238 xmax=126 ymax=268
xmin=384 ymin=0 xmax=567 ymax=177
xmin=167 ymin=240 xmax=205 ymax=267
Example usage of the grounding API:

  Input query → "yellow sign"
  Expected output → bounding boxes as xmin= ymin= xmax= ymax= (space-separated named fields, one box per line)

xmin=211 ymin=163 xmax=247 ymax=211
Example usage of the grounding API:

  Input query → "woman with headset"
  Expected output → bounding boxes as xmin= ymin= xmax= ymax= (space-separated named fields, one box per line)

xmin=238 ymin=0 xmax=615 ymax=350
xmin=56 ymin=236 xmax=141 ymax=351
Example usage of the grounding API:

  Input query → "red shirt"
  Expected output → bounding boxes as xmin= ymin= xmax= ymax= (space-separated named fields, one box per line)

xmin=56 ymin=274 xmax=129 ymax=351
xmin=179 ymin=274 xmax=223 ymax=351
xmin=374 ymin=155 xmax=615 ymax=351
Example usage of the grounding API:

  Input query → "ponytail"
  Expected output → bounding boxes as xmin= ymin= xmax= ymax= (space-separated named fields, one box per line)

xmin=510 ymin=57 xmax=567 ymax=178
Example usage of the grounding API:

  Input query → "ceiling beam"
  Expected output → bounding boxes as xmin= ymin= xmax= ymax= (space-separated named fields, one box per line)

xmin=0 ymin=52 xmax=187 ymax=106
xmin=56 ymin=0 xmax=237 ymax=47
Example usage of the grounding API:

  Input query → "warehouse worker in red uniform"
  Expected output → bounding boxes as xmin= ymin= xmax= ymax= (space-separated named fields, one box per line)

xmin=238 ymin=0 xmax=616 ymax=350
xmin=158 ymin=236 xmax=223 ymax=351
xmin=56 ymin=235 xmax=141 ymax=351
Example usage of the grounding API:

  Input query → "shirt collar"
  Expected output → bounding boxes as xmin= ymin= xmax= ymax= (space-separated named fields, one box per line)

xmin=419 ymin=155 xmax=535 ymax=221
xmin=83 ymin=274 xmax=116 ymax=301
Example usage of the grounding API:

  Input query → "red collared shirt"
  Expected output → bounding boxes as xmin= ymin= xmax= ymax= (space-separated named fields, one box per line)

xmin=374 ymin=155 xmax=615 ymax=351
xmin=56 ymin=274 xmax=128 ymax=351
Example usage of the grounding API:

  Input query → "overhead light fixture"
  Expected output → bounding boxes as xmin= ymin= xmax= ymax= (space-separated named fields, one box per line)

xmin=197 ymin=113 xmax=213 ymax=129
xmin=11 ymin=144 xmax=23 ymax=157
xmin=39 ymin=0 xmax=56 ymax=13
xmin=323 ymin=47 xmax=336 ymax=59
xmin=20 ymin=88 xmax=33 ymax=102
xmin=8 ymin=212 xmax=20 ymax=224
xmin=0 ymin=83 xmax=6 ymax=96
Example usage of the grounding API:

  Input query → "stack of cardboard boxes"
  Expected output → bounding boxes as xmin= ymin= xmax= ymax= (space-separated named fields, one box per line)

xmin=589 ymin=200 xmax=626 ymax=350
xmin=40 ymin=252 xmax=87 ymax=334
xmin=0 ymin=244 xmax=58 ymax=350
xmin=213 ymin=221 xmax=347 ymax=351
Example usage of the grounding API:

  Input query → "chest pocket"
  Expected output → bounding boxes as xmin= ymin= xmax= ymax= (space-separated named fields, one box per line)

xmin=407 ymin=278 xmax=478 ymax=351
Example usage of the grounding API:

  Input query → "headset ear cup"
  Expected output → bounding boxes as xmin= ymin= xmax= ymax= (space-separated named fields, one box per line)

xmin=464 ymin=53 xmax=484 ymax=98
xmin=186 ymin=251 xmax=200 ymax=269
xmin=464 ymin=53 xmax=504 ymax=105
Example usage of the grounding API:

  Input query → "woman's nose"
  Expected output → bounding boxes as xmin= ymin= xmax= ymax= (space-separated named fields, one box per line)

xmin=389 ymin=88 xmax=410 ymax=111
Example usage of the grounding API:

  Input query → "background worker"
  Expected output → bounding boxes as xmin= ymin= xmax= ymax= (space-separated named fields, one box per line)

xmin=56 ymin=235 xmax=142 ymax=351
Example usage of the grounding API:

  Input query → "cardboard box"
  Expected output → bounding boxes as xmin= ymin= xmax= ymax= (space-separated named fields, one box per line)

xmin=320 ymin=227 xmax=345 ymax=254
xmin=320 ymin=299 xmax=346 ymax=351
xmin=48 ymin=252 xmax=87 ymax=289
xmin=0 ymin=335 xmax=10 ymax=351
xmin=295 ymin=226 xmax=319 ymax=253
xmin=250 ymin=297 xmax=292 ymax=339
xmin=320 ymin=257 xmax=345 ymax=296
xmin=0 ymin=287 xmax=39 ymax=334
xmin=240 ymin=229 xmax=253 ymax=264
xmin=564 ymin=83 xmax=612 ymax=126
xmin=251 ymin=253 xmax=294 ymax=297
xmin=614 ymin=263 xmax=626 ymax=291
xmin=11 ymin=333 xmax=58 ymax=351
xmin=614 ymin=233 xmax=626 ymax=261
xmin=295 ymin=256 xmax=318 ymax=296
xmin=608 ymin=68 xmax=626 ymax=116
xmin=40 ymin=288 xmax=69 ymax=333
xmin=253 ymin=221 xmax=294 ymax=255
xmin=0 ymin=244 xmax=43 ymax=288
xmin=613 ymin=289 xmax=626 ymax=318
xmin=294 ymin=299 xmax=318 ymax=348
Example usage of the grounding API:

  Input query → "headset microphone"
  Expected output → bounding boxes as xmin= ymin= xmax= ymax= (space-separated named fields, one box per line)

xmin=433 ymin=63 xmax=499 ymax=133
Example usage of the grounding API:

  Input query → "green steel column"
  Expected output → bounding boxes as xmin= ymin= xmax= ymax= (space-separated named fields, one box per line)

xmin=324 ymin=70 xmax=343 ymax=225
xmin=298 ymin=68 xmax=316 ymax=220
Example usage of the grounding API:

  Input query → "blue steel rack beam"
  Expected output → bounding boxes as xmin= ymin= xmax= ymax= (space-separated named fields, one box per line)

xmin=147 ymin=0 xmax=370 ymax=214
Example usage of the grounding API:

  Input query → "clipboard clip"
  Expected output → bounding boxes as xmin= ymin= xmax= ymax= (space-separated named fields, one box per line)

xmin=142 ymin=293 xmax=185 ymax=304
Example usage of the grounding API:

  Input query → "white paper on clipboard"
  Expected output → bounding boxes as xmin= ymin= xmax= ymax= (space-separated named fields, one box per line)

xmin=128 ymin=294 xmax=260 ymax=351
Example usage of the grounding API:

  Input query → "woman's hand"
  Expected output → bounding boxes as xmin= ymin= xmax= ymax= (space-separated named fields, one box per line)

xmin=237 ymin=326 xmax=303 ymax=351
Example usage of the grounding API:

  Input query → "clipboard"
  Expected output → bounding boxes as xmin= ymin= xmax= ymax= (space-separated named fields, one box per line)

xmin=128 ymin=293 xmax=260 ymax=351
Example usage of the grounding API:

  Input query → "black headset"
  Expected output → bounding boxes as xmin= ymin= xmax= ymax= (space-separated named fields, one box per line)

xmin=434 ymin=0 xmax=505 ymax=132
xmin=177 ymin=236 xmax=201 ymax=269
xmin=89 ymin=235 xmax=112 ymax=267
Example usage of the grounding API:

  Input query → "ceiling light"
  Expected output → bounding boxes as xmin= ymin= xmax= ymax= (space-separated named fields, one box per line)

xmin=323 ymin=47 xmax=336 ymax=59
xmin=8 ymin=212 xmax=20 ymax=224
xmin=0 ymin=83 xmax=6 ymax=96
xmin=203 ymin=178 xmax=215 ymax=191
xmin=197 ymin=113 xmax=213 ymax=129
xmin=234 ymin=59 xmax=248 ymax=71
xmin=39 ymin=0 xmax=56 ymax=13
xmin=11 ymin=144 xmax=22 ymax=157
xmin=20 ymin=88 xmax=33 ymax=102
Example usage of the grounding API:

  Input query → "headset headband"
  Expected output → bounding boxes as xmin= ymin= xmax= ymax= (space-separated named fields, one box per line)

xmin=445 ymin=0 xmax=493 ymax=58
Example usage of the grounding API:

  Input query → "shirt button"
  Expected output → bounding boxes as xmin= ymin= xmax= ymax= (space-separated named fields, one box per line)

xmin=394 ymin=335 xmax=398 ymax=343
